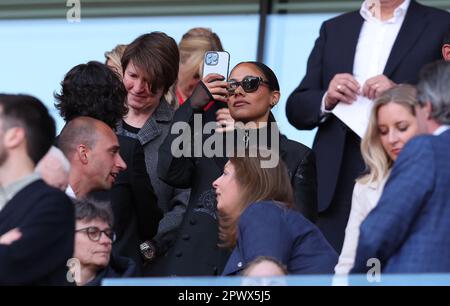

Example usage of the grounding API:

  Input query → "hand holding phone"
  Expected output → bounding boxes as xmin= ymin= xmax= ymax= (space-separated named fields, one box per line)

xmin=202 ymin=51 xmax=230 ymax=81
xmin=202 ymin=73 xmax=229 ymax=103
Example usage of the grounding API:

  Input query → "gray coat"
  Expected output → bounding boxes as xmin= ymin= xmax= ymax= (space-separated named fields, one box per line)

xmin=116 ymin=100 xmax=190 ymax=257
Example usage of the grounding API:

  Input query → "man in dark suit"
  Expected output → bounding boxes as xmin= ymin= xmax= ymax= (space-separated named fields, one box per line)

xmin=352 ymin=60 xmax=450 ymax=273
xmin=0 ymin=94 xmax=74 ymax=285
xmin=286 ymin=0 xmax=450 ymax=252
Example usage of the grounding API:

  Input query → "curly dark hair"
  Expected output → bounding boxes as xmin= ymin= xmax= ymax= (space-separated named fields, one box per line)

xmin=54 ymin=61 xmax=127 ymax=129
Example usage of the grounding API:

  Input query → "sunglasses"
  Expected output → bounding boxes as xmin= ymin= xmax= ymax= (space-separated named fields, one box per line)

xmin=76 ymin=226 xmax=116 ymax=243
xmin=228 ymin=76 xmax=271 ymax=93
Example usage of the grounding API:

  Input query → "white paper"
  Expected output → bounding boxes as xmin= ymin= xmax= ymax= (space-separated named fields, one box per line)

xmin=331 ymin=95 xmax=373 ymax=138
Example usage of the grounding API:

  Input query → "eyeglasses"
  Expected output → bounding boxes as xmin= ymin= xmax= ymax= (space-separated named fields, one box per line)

xmin=228 ymin=76 xmax=271 ymax=93
xmin=75 ymin=226 xmax=116 ymax=243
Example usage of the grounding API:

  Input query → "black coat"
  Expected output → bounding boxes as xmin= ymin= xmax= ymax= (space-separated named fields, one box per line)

xmin=156 ymin=93 xmax=317 ymax=276
xmin=0 ymin=180 xmax=74 ymax=285
xmin=91 ymin=135 xmax=162 ymax=274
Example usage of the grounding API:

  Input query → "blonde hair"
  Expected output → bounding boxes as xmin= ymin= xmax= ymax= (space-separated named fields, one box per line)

xmin=165 ymin=27 xmax=224 ymax=108
xmin=218 ymin=151 xmax=294 ymax=249
xmin=104 ymin=44 xmax=127 ymax=79
xmin=179 ymin=27 xmax=223 ymax=77
xmin=358 ymin=84 xmax=419 ymax=185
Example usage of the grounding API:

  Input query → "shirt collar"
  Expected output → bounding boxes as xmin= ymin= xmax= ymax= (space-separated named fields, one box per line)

xmin=360 ymin=0 xmax=410 ymax=24
xmin=0 ymin=172 xmax=41 ymax=211
xmin=433 ymin=125 xmax=450 ymax=136
xmin=65 ymin=184 xmax=77 ymax=199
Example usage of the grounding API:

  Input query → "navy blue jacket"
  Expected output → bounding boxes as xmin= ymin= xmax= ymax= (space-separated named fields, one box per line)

xmin=352 ymin=130 xmax=450 ymax=273
xmin=0 ymin=180 xmax=74 ymax=285
xmin=223 ymin=201 xmax=337 ymax=275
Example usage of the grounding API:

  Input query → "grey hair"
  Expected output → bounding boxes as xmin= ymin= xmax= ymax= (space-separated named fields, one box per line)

xmin=73 ymin=198 xmax=114 ymax=227
xmin=42 ymin=146 xmax=71 ymax=172
xmin=417 ymin=60 xmax=450 ymax=125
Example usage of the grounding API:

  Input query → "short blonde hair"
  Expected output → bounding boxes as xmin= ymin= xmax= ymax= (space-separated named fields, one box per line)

xmin=179 ymin=27 xmax=223 ymax=78
xmin=165 ymin=28 xmax=224 ymax=108
xmin=104 ymin=44 xmax=127 ymax=78
xmin=358 ymin=84 xmax=419 ymax=185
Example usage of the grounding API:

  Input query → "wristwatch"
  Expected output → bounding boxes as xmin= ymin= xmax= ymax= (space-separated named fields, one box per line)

xmin=140 ymin=240 xmax=157 ymax=261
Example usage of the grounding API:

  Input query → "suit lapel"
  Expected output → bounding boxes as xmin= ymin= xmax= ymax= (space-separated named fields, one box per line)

xmin=384 ymin=1 xmax=428 ymax=77
xmin=340 ymin=12 xmax=365 ymax=73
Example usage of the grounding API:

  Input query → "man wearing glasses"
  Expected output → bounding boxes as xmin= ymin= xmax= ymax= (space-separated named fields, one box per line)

xmin=71 ymin=198 xmax=136 ymax=285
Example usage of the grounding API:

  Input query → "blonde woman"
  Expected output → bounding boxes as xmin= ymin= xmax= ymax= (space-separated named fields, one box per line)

xmin=104 ymin=44 xmax=127 ymax=80
xmin=166 ymin=27 xmax=223 ymax=108
xmin=334 ymin=84 xmax=427 ymax=276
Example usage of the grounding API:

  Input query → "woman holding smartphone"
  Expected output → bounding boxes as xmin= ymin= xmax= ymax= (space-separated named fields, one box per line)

xmin=157 ymin=61 xmax=319 ymax=276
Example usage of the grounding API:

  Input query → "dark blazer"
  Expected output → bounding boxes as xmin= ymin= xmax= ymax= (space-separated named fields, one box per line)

xmin=91 ymin=135 xmax=162 ymax=274
xmin=352 ymin=130 xmax=450 ymax=273
xmin=0 ymin=180 xmax=74 ymax=285
xmin=156 ymin=87 xmax=317 ymax=276
xmin=223 ymin=201 xmax=337 ymax=275
xmin=286 ymin=1 xmax=450 ymax=212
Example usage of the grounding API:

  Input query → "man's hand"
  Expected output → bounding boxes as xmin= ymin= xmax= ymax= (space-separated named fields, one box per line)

xmin=0 ymin=228 xmax=22 ymax=245
xmin=362 ymin=74 xmax=396 ymax=100
xmin=325 ymin=73 xmax=360 ymax=110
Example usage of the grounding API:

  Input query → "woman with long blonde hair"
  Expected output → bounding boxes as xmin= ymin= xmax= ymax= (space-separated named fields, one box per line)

xmin=334 ymin=84 xmax=427 ymax=275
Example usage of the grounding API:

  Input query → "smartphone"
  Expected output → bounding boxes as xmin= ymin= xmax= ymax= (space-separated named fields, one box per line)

xmin=202 ymin=51 xmax=230 ymax=81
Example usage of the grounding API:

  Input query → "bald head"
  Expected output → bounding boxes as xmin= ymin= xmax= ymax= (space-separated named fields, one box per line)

xmin=59 ymin=116 xmax=111 ymax=160
xmin=58 ymin=116 xmax=126 ymax=197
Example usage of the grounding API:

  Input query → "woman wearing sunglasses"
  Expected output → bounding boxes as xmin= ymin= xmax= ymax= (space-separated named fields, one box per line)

xmin=157 ymin=61 xmax=318 ymax=276
xmin=71 ymin=199 xmax=136 ymax=286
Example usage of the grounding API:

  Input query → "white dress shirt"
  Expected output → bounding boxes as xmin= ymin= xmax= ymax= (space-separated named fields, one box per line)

xmin=321 ymin=0 xmax=410 ymax=113
xmin=65 ymin=184 xmax=76 ymax=199
xmin=334 ymin=172 xmax=390 ymax=276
